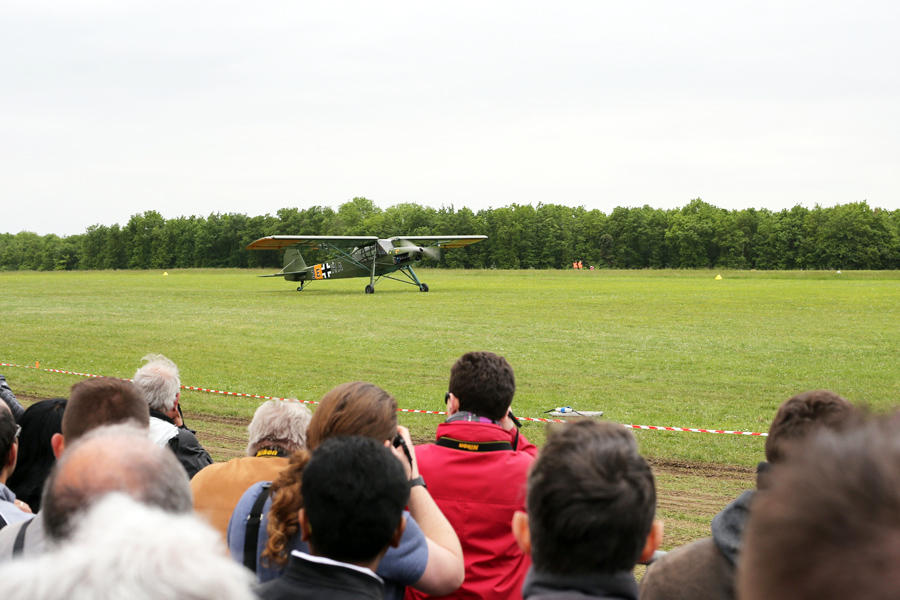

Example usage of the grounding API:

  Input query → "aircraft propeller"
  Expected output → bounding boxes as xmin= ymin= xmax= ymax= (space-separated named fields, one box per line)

xmin=423 ymin=245 xmax=441 ymax=261
xmin=393 ymin=239 xmax=441 ymax=261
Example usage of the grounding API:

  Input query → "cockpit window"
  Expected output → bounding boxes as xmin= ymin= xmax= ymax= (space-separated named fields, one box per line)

xmin=377 ymin=240 xmax=392 ymax=255
xmin=358 ymin=241 xmax=389 ymax=261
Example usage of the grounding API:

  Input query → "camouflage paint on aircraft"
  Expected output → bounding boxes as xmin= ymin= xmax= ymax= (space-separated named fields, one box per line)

xmin=247 ymin=235 xmax=486 ymax=293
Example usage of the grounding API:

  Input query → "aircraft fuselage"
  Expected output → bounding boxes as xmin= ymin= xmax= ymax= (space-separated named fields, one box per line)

xmin=283 ymin=241 xmax=423 ymax=283
xmin=246 ymin=234 xmax=486 ymax=292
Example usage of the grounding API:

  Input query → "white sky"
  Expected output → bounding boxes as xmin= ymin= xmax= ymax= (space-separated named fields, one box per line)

xmin=2 ymin=1 xmax=899 ymax=236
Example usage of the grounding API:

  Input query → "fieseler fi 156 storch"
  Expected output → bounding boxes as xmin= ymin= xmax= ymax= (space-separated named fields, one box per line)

xmin=246 ymin=235 xmax=487 ymax=293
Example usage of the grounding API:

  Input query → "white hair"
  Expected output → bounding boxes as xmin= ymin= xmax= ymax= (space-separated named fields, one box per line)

xmin=132 ymin=354 xmax=181 ymax=413
xmin=0 ymin=494 xmax=256 ymax=600
xmin=246 ymin=400 xmax=313 ymax=456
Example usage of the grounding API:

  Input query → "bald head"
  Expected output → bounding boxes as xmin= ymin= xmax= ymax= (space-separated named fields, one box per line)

xmin=42 ymin=424 xmax=192 ymax=542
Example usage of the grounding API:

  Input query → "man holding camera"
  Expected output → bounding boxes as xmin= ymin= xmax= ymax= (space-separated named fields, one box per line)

xmin=132 ymin=354 xmax=212 ymax=480
xmin=0 ymin=375 xmax=24 ymax=422
xmin=409 ymin=352 xmax=538 ymax=600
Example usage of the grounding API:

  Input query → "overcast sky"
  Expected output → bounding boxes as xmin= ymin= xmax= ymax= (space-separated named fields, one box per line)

xmin=3 ymin=1 xmax=898 ymax=236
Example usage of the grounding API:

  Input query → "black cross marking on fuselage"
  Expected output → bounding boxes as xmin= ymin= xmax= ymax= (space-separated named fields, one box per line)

xmin=321 ymin=263 xmax=333 ymax=278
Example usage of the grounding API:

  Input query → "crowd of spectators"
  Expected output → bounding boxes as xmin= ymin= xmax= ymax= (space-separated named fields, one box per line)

xmin=0 ymin=355 xmax=896 ymax=599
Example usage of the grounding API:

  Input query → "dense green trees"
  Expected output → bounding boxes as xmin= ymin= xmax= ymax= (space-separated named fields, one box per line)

xmin=2 ymin=198 xmax=899 ymax=271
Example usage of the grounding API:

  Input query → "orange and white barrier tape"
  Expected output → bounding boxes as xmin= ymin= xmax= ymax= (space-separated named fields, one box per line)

xmin=0 ymin=361 xmax=766 ymax=435
xmin=0 ymin=362 xmax=321 ymax=406
xmin=624 ymin=424 xmax=766 ymax=436
xmin=179 ymin=385 xmax=319 ymax=406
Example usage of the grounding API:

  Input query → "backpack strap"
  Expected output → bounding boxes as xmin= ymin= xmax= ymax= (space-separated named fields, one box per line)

xmin=243 ymin=483 xmax=272 ymax=573
xmin=13 ymin=516 xmax=33 ymax=557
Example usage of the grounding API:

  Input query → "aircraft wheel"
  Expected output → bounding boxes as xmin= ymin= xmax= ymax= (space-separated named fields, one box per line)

xmin=296 ymin=286 xmax=304 ymax=292
xmin=419 ymin=283 xmax=429 ymax=292
xmin=365 ymin=285 xmax=375 ymax=294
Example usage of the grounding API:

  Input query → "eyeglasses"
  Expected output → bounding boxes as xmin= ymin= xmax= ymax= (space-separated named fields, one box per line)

xmin=14 ymin=424 xmax=21 ymax=439
xmin=444 ymin=392 xmax=450 ymax=405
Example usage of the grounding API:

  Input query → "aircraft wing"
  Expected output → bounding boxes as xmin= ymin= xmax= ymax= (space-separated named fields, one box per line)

xmin=387 ymin=235 xmax=487 ymax=249
xmin=246 ymin=236 xmax=379 ymax=251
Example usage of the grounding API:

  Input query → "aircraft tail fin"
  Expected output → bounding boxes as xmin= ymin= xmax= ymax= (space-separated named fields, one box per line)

xmin=282 ymin=248 xmax=307 ymax=274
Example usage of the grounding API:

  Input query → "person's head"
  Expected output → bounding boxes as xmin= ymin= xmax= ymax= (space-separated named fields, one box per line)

xmin=42 ymin=423 xmax=192 ymax=542
xmin=513 ymin=420 xmax=662 ymax=576
xmin=306 ymin=382 xmax=398 ymax=450
xmin=246 ymin=400 xmax=312 ymax=457
xmin=739 ymin=417 xmax=900 ymax=600
xmin=765 ymin=390 xmax=858 ymax=465
xmin=132 ymin=354 xmax=181 ymax=413
xmin=263 ymin=381 xmax=400 ymax=567
xmin=0 ymin=494 xmax=256 ymax=600
xmin=61 ymin=378 xmax=149 ymax=453
xmin=0 ymin=401 xmax=18 ymax=481
xmin=6 ymin=398 xmax=66 ymax=511
xmin=300 ymin=436 xmax=408 ymax=566
xmin=447 ymin=351 xmax=515 ymax=422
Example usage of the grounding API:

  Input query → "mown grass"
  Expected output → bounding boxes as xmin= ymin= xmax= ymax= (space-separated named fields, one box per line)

xmin=3 ymin=268 xmax=899 ymax=468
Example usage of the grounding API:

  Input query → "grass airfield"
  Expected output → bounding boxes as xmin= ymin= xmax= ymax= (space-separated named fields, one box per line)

xmin=4 ymin=267 xmax=900 ymax=550
xmin=4 ymin=267 xmax=899 ymax=549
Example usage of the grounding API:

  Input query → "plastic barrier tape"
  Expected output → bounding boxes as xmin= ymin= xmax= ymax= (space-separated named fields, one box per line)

xmin=0 ymin=362 xmax=767 ymax=435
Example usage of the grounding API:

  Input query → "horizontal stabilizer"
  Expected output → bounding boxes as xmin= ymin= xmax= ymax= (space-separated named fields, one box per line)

xmin=259 ymin=265 xmax=309 ymax=278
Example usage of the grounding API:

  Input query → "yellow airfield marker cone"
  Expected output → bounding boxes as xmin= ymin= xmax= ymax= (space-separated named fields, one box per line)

xmin=163 ymin=272 xmax=169 ymax=276
xmin=715 ymin=274 xmax=722 ymax=280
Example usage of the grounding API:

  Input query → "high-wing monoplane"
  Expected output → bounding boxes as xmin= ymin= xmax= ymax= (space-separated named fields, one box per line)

xmin=246 ymin=235 xmax=487 ymax=293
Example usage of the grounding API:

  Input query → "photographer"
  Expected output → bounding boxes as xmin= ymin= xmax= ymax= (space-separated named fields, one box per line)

xmin=0 ymin=375 xmax=24 ymax=422
xmin=132 ymin=354 xmax=212 ymax=479
xmin=227 ymin=382 xmax=463 ymax=600
xmin=410 ymin=352 xmax=539 ymax=600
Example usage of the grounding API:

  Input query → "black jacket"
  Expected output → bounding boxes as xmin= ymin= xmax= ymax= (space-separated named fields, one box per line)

xmin=149 ymin=410 xmax=212 ymax=479
xmin=256 ymin=552 xmax=384 ymax=600
xmin=522 ymin=568 xmax=639 ymax=600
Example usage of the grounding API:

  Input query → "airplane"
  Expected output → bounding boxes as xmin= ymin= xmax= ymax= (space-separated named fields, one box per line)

xmin=246 ymin=235 xmax=487 ymax=293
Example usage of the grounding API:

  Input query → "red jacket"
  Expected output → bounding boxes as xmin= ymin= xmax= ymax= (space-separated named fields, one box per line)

xmin=407 ymin=420 xmax=538 ymax=600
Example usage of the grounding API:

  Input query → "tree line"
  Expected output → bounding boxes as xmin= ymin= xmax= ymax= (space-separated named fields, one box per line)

xmin=2 ymin=198 xmax=899 ymax=272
